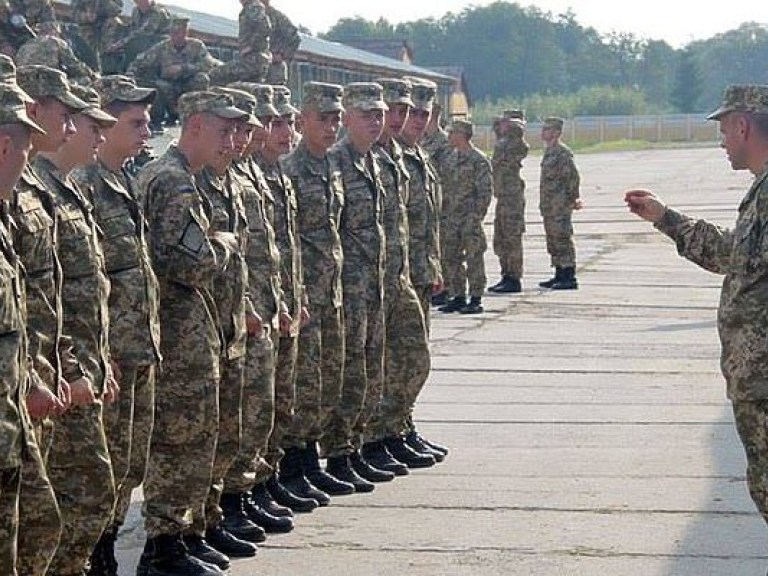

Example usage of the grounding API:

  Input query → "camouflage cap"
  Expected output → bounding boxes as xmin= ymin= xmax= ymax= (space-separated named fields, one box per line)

xmin=272 ymin=85 xmax=299 ymax=116
xmin=543 ymin=116 xmax=564 ymax=131
xmin=707 ymin=85 xmax=768 ymax=120
xmin=343 ymin=82 xmax=388 ymax=112
xmin=178 ymin=90 xmax=249 ymax=122
xmin=301 ymin=81 xmax=344 ymax=113
xmin=70 ymin=84 xmax=118 ymax=127
xmin=93 ymin=75 xmax=155 ymax=107
xmin=229 ymin=83 xmax=279 ymax=118
xmin=210 ymin=86 xmax=262 ymax=127
xmin=376 ymin=77 xmax=413 ymax=107
xmin=408 ymin=77 xmax=437 ymax=112
xmin=449 ymin=118 xmax=473 ymax=138
xmin=503 ymin=109 xmax=526 ymax=121
xmin=17 ymin=65 xmax=88 ymax=111
xmin=0 ymin=84 xmax=45 ymax=134
xmin=170 ymin=15 xmax=190 ymax=27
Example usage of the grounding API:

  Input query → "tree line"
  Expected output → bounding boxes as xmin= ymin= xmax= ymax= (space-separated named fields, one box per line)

xmin=322 ymin=1 xmax=768 ymax=119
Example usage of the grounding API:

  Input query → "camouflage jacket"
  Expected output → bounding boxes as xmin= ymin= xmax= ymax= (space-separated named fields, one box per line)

xmin=232 ymin=157 xmax=282 ymax=329
xmin=71 ymin=0 xmax=123 ymax=26
xmin=282 ymin=140 xmax=344 ymax=310
xmin=129 ymin=1 xmax=170 ymax=38
xmin=238 ymin=0 xmax=271 ymax=66
xmin=400 ymin=140 xmax=441 ymax=288
xmin=655 ymin=164 xmax=768 ymax=401
xmin=330 ymin=136 xmax=385 ymax=301
xmin=539 ymin=141 xmax=579 ymax=216
xmin=255 ymin=154 xmax=303 ymax=333
xmin=266 ymin=3 xmax=299 ymax=61
xmin=492 ymin=134 xmax=528 ymax=197
xmin=372 ymin=139 xmax=411 ymax=293
xmin=196 ymin=167 xmax=249 ymax=360
xmin=34 ymin=156 xmax=111 ymax=394
xmin=72 ymin=160 xmax=161 ymax=368
xmin=15 ymin=35 xmax=97 ymax=82
xmin=10 ymin=164 xmax=81 ymax=391
xmin=0 ymin=211 xmax=35 ymax=469
xmin=154 ymin=37 xmax=220 ymax=81
xmin=138 ymin=144 xmax=230 ymax=378
xmin=422 ymin=127 xmax=451 ymax=182
xmin=9 ymin=0 xmax=55 ymax=27
xmin=448 ymin=144 xmax=493 ymax=225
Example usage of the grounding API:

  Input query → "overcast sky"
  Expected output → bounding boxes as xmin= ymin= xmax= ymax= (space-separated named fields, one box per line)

xmin=167 ymin=0 xmax=763 ymax=48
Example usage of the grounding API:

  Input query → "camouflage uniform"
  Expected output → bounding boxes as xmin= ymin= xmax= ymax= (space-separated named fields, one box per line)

xmin=138 ymin=141 xmax=230 ymax=539
xmin=265 ymin=3 xmax=299 ymax=85
xmin=421 ymin=122 xmax=451 ymax=297
xmin=71 ymin=157 xmax=161 ymax=530
xmin=195 ymin=166 xmax=249 ymax=531
xmin=322 ymin=85 xmax=386 ymax=457
xmin=281 ymin=135 xmax=344 ymax=451
xmin=8 ymin=0 xmax=56 ymax=28
xmin=212 ymin=0 xmax=270 ymax=85
xmin=492 ymin=118 xmax=529 ymax=281
xmin=70 ymin=0 xmax=124 ymax=70
xmin=539 ymin=121 xmax=580 ymax=269
xmin=115 ymin=0 xmax=171 ymax=72
xmin=443 ymin=121 xmax=493 ymax=298
xmin=15 ymin=34 xmax=98 ymax=84
xmin=33 ymin=154 xmax=116 ymax=576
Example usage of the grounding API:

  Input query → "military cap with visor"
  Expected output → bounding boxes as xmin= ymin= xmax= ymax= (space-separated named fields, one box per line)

xmin=301 ymin=81 xmax=344 ymax=114
xmin=16 ymin=65 xmax=88 ymax=111
xmin=272 ymin=85 xmax=299 ymax=116
xmin=210 ymin=86 xmax=262 ymax=127
xmin=707 ymin=84 xmax=768 ymax=120
xmin=343 ymin=82 xmax=388 ymax=112
xmin=70 ymin=84 xmax=118 ymax=127
xmin=449 ymin=118 xmax=473 ymax=137
xmin=376 ymin=77 xmax=414 ymax=107
xmin=177 ymin=90 xmax=250 ymax=122
xmin=93 ymin=75 xmax=156 ymax=107
xmin=543 ymin=116 xmax=564 ymax=131
xmin=0 ymin=84 xmax=45 ymax=134
xmin=229 ymin=82 xmax=279 ymax=118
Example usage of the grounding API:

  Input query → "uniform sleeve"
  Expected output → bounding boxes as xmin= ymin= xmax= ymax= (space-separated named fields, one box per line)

xmin=655 ymin=207 xmax=733 ymax=275
xmin=475 ymin=154 xmax=494 ymax=217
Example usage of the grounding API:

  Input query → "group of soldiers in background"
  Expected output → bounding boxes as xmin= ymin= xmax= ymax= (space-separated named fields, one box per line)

xmin=0 ymin=0 xmax=301 ymax=133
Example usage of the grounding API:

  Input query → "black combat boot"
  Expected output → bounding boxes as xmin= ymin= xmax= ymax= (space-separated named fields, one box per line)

xmin=361 ymin=440 xmax=409 ymax=476
xmin=204 ymin=524 xmax=258 ymax=558
xmin=250 ymin=481 xmax=293 ymax=517
xmin=384 ymin=435 xmax=436 ymax=468
xmin=406 ymin=430 xmax=449 ymax=457
xmin=551 ymin=266 xmax=578 ymax=290
xmin=302 ymin=441 xmax=356 ymax=496
xmin=539 ymin=267 xmax=563 ymax=288
xmin=438 ymin=295 xmax=467 ymax=313
xmin=266 ymin=474 xmax=319 ymax=513
xmin=487 ymin=276 xmax=507 ymax=292
xmin=242 ymin=492 xmax=294 ymax=533
xmin=460 ymin=296 xmax=484 ymax=314
xmin=278 ymin=447 xmax=331 ymax=506
xmin=220 ymin=492 xmax=266 ymax=543
xmin=325 ymin=455 xmax=375 ymax=493
xmin=494 ymin=276 xmax=522 ymax=293
xmin=349 ymin=450 xmax=395 ymax=482
xmin=431 ymin=290 xmax=448 ymax=306
xmin=183 ymin=533 xmax=230 ymax=570
xmin=136 ymin=533 xmax=223 ymax=576
xmin=403 ymin=431 xmax=445 ymax=462
xmin=89 ymin=525 xmax=119 ymax=576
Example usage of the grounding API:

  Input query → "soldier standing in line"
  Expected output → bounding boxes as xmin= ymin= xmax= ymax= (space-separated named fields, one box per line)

xmin=192 ymin=86 xmax=264 ymax=559
xmin=136 ymin=90 xmax=247 ymax=576
xmin=439 ymin=119 xmax=493 ymax=314
xmin=21 ymin=68 xmax=120 ymax=576
xmin=625 ymin=84 xmax=768 ymax=538
xmin=361 ymin=77 xmax=436 ymax=476
xmin=394 ymin=76 xmax=449 ymax=459
xmin=70 ymin=0 xmax=124 ymax=71
xmin=68 ymin=75 xmax=160 ymax=576
xmin=147 ymin=16 xmax=221 ymax=134
xmin=279 ymin=81 xmax=356 ymax=500
xmin=263 ymin=0 xmax=299 ymax=85
xmin=320 ymin=82 xmax=387 ymax=493
xmin=15 ymin=21 xmax=98 ymax=84
xmin=254 ymin=85 xmax=321 ymax=512
xmin=489 ymin=109 xmax=529 ymax=294
xmin=0 ymin=80 xmax=56 ymax=576
xmin=538 ymin=116 xmax=582 ymax=290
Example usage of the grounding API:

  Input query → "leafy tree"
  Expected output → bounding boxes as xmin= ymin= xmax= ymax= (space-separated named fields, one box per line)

xmin=671 ymin=49 xmax=703 ymax=113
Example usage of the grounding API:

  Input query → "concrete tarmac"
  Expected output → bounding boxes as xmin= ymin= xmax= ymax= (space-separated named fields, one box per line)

xmin=116 ymin=146 xmax=767 ymax=575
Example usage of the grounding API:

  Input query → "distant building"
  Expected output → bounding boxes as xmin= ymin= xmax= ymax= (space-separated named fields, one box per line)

xmin=330 ymin=38 xmax=414 ymax=64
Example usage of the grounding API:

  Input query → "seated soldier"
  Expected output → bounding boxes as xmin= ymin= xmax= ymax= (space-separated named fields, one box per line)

xmin=15 ymin=20 xmax=98 ymax=84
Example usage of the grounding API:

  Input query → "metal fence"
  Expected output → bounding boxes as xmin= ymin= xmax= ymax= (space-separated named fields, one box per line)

xmin=472 ymin=114 xmax=721 ymax=151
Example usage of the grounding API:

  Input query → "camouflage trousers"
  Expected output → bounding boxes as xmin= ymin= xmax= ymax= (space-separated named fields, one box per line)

xmin=443 ymin=218 xmax=488 ymax=297
xmin=199 ymin=355 xmax=245 ymax=531
xmin=266 ymin=61 xmax=289 ymax=85
xmin=264 ymin=336 xmax=297 ymax=470
xmin=142 ymin=372 xmax=219 ymax=538
xmin=283 ymin=302 xmax=344 ymax=450
xmin=0 ymin=466 xmax=20 ymax=576
xmin=209 ymin=54 xmax=268 ymax=86
xmin=366 ymin=282 xmax=430 ymax=441
xmin=46 ymin=402 xmax=116 ymax=575
xmin=493 ymin=193 xmax=526 ymax=279
xmin=322 ymin=290 xmax=385 ymax=457
xmin=731 ymin=400 xmax=768 ymax=524
xmin=112 ymin=365 xmax=156 ymax=528
xmin=17 ymin=425 xmax=62 ymax=576
xmin=152 ymin=74 xmax=210 ymax=126
xmin=440 ymin=212 xmax=452 ymax=295
xmin=542 ymin=213 xmax=575 ymax=268
xmin=224 ymin=328 xmax=278 ymax=493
